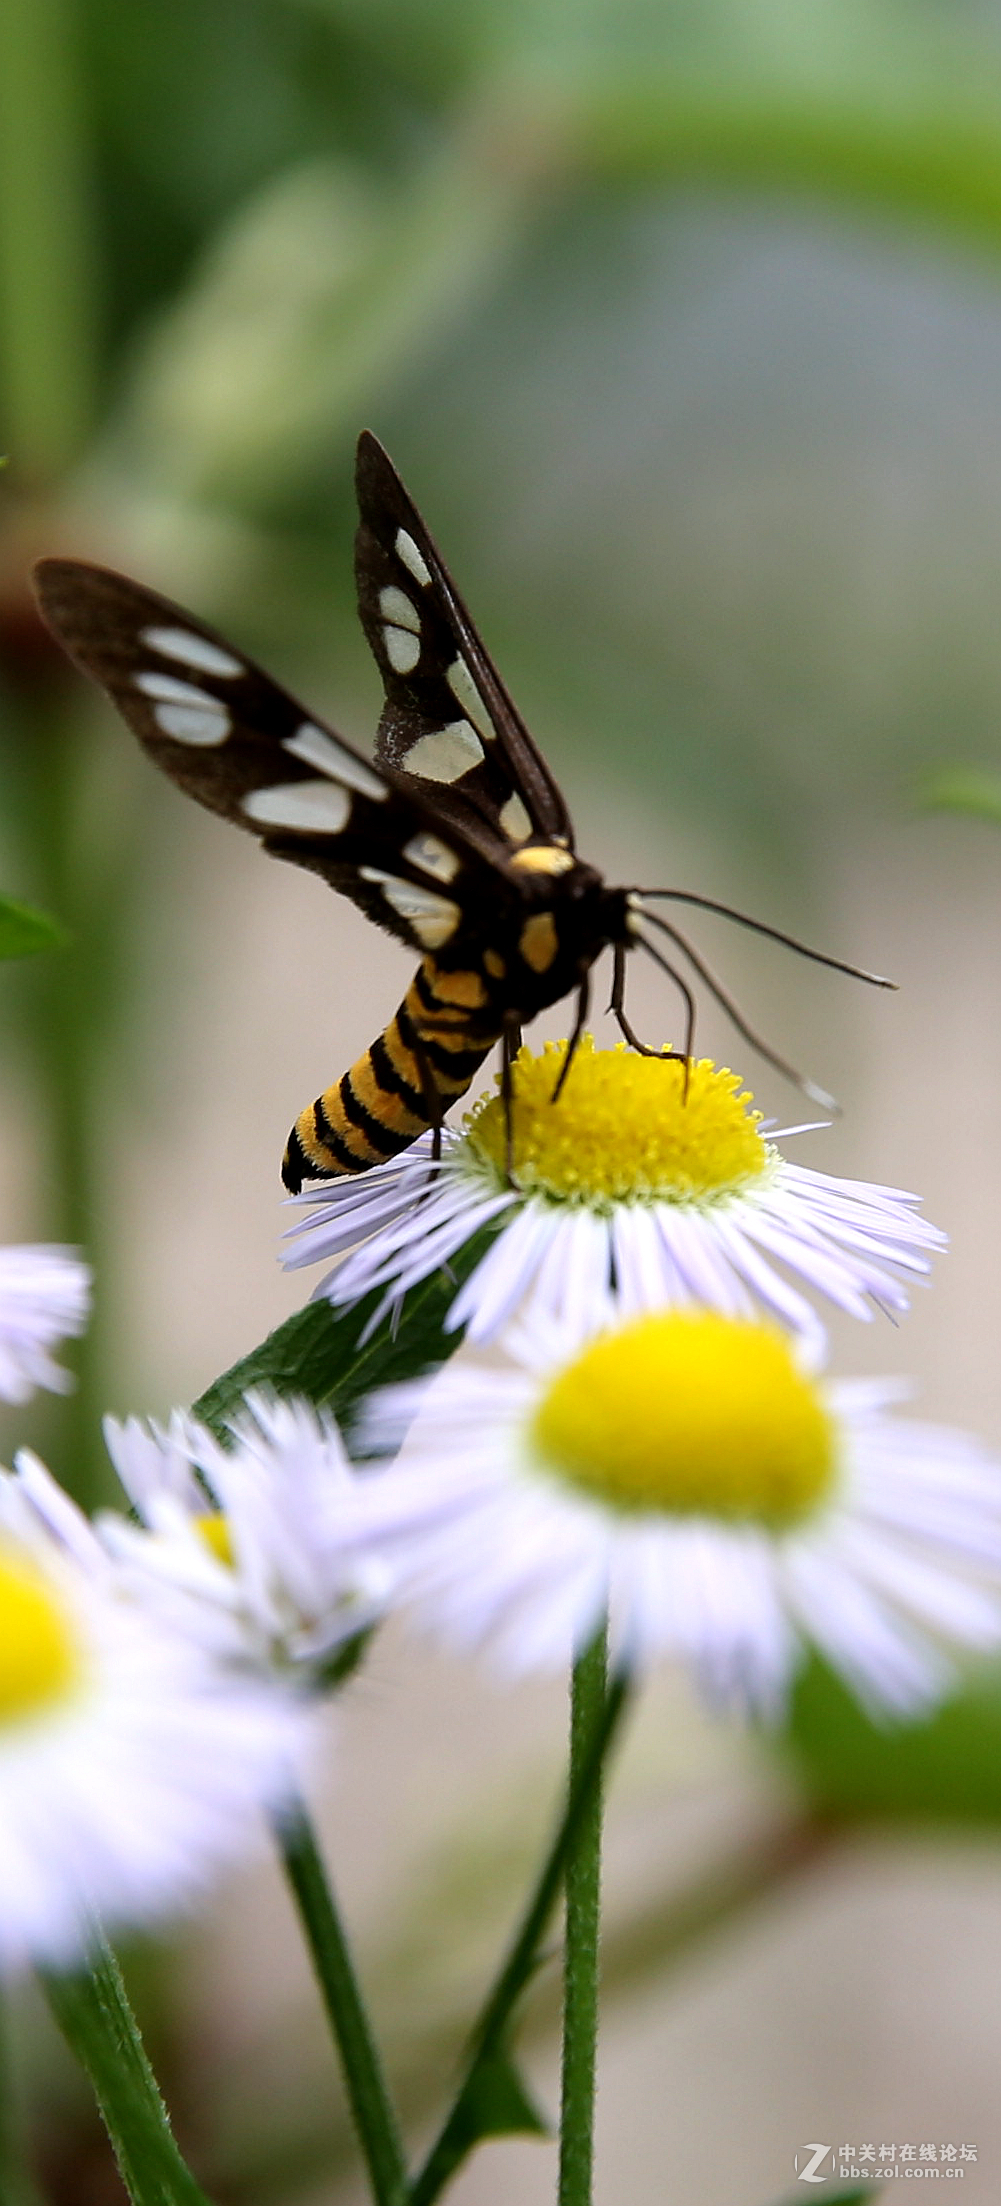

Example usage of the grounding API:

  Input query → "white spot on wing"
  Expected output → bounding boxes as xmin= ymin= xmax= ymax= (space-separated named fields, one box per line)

xmin=499 ymin=792 xmax=532 ymax=842
xmin=413 ymin=911 xmax=460 ymax=948
xmin=406 ymin=721 xmax=484 ymax=783
xmin=403 ymin=832 xmax=460 ymax=883
xmin=395 ymin=529 xmax=432 ymax=588
xmin=242 ymin=781 xmax=351 ymax=833
xmin=384 ymin=625 xmax=421 ymax=674
xmin=140 ymin=625 xmax=243 ymax=678
xmin=284 ymin=722 xmax=387 ymax=801
xmin=152 ymin=700 xmax=231 ymax=746
xmin=359 ymin=867 xmax=459 ymax=946
xmin=378 ymin=585 xmax=420 ymax=633
xmin=137 ymin=671 xmax=221 ymax=707
xmin=447 ymin=656 xmax=494 ymax=742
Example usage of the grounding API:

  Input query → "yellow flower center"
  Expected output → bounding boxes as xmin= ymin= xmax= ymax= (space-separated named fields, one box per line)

xmin=0 ymin=1547 xmax=81 ymax=1725
xmin=464 ymin=1038 xmax=769 ymax=1208
xmin=195 ymin=1512 xmax=234 ymax=1567
xmin=529 ymin=1312 xmax=836 ymax=1527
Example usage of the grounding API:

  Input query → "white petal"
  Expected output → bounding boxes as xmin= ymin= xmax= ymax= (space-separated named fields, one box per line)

xmin=449 ymin=1204 xmax=565 ymax=1340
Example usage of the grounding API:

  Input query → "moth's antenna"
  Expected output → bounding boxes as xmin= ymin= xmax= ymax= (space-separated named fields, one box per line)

xmin=631 ymin=889 xmax=894 ymax=991
xmin=634 ymin=909 xmax=839 ymax=1111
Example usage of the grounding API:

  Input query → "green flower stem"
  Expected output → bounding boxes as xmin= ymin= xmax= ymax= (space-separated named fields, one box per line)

xmin=274 ymin=1803 xmax=408 ymax=2206
xmin=43 ymin=1937 xmax=212 ymax=2206
xmin=410 ymin=1660 xmax=630 ymax=2206
xmin=558 ymin=1625 xmax=608 ymax=2206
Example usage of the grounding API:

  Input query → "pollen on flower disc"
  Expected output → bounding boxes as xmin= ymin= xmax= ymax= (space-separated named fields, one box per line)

xmin=465 ymin=1038 xmax=769 ymax=1207
xmin=529 ymin=1312 xmax=837 ymax=1527
xmin=195 ymin=1512 xmax=234 ymax=1567
xmin=0 ymin=1549 xmax=80 ymax=1722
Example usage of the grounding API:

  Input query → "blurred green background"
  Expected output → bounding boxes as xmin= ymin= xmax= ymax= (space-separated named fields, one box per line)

xmin=5 ymin=3 xmax=1001 ymax=2202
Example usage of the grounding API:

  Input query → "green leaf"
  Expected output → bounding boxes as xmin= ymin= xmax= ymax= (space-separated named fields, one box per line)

xmin=918 ymin=767 xmax=1001 ymax=824
xmin=440 ymin=2046 xmax=548 ymax=2152
xmin=782 ymin=1655 xmax=1001 ymax=1823
xmin=0 ymin=895 xmax=65 ymax=960
xmin=577 ymin=70 xmax=1001 ymax=256
xmin=192 ymin=1221 xmax=498 ymax=1441
xmin=120 ymin=151 xmax=539 ymax=510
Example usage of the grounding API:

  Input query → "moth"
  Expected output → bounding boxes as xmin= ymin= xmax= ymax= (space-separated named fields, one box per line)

xmin=34 ymin=434 xmax=885 ymax=1190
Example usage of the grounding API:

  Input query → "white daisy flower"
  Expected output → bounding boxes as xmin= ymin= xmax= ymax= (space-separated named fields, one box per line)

xmin=282 ymin=1039 xmax=944 ymax=1350
xmin=101 ymin=1391 xmax=387 ymax=1681
xmin=0 ymin=1244 xmax=90 ymax=1403
xmin=0 ymin=1447 xmax=308 ymax=1975
xmin=352 ymin=1310 xmax=1001 ymax=1721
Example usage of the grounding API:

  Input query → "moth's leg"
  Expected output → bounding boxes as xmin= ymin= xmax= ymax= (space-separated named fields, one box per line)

xmin=500 ymin=1013 xmax=523 ymax=1180
xmin=411 ymin=1032 xmax=447 ymax=1161
xmin=610 ymin=943 xmax=691 ymax=1077
xmin=551 ymin=966 xmax=591 ymax=1103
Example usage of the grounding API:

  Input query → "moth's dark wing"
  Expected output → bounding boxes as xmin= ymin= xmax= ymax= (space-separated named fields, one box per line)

xmin=32 ymin=558 xmax=498 ymax=959
xmin=354 ymin=431 xmax=575 ymax=850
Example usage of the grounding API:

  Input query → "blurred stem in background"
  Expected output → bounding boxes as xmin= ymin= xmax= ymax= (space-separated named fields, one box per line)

xmin=0 ymin=0 xmax=97 ymax=483
xmin=12 ymin=696 xmax=132 ymax=1509
xmin=0 ymin=0 xmax=117 ymax=1507
xmin=0 ymin=1987 xmax=42 ymax=2206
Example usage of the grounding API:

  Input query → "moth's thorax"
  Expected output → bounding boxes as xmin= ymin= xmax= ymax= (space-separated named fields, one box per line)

xmin=432 ymin=867 xmax=630 ymax=1023
xmin=507 ymin=840 xmax=577 ymax=880
xmin=504 ymin=847 xmax=603 ymax=902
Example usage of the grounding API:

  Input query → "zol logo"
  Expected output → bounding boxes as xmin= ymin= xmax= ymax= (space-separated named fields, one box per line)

xmin=793 ymin=2144 xmax=833 ymax=2183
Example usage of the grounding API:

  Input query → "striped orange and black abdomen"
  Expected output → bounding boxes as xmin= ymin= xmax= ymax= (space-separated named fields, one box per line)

xmin=281 ymin=958 xmax=502 ymax=1190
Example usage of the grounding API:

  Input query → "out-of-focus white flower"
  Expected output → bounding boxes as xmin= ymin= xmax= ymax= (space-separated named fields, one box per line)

xmin=352 ymin=1309 xmax=1001 ymax=1721
xmin=0 ymin=1245 xmax=90 ymax=1403
xmin=0 ymin=1448 xmax=308 ymax=1975
xmin=102 ymin=1391 xmax=387 ymax=1680
xmin=283 ymin=1042 xmax=943 ymax=1351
